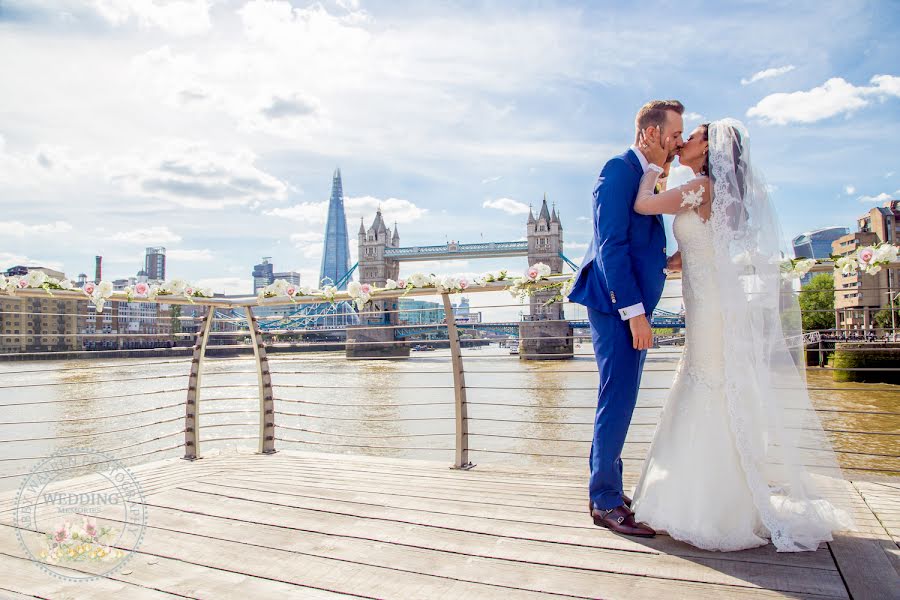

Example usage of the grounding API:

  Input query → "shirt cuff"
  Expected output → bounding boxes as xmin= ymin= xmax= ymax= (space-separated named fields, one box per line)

xmin=647 ymin=164 xmax=664 ymax=174
xmin=618 ymin=302 xmax=645 ymax=321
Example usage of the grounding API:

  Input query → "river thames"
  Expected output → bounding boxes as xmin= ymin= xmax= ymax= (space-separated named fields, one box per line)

xmin=1 ymin=345 xmax=897 ymax=491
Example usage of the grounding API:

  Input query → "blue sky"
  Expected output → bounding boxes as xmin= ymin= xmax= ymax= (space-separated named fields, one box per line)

xmin=1 ymin=0 xmax=899 ymax=306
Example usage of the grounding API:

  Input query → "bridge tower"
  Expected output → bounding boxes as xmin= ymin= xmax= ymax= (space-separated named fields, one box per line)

xmin=348 ymin=210 xmax=406 ymax=357
xmin=526 ymin=194 xmax=564 ymax=321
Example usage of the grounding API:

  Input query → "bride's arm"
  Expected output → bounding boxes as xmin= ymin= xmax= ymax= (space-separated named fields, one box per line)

xmin=634 ymin=173 xmax=711 ymax=216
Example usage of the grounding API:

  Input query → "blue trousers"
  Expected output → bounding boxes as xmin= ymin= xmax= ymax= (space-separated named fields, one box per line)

xmin=588 ymin=308 xmax=648 ymax=510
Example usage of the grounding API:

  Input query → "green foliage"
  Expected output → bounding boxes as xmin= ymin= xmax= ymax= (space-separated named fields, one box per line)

xmin=874 ymin=295 xmax=899 ymax=330
xmin=799 ymin=274 xmax=835 ymax=332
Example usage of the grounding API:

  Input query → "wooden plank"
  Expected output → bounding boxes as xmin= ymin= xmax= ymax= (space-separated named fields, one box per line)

xmin=0 ymin=531 xmax=355 ymax=600
xmin=0 ymin=549 xmax=186 ymax=599
xmin=182 ymin=476 xmax=839 ymax=570
xmin=84 ymin=496 xmax=839 ymax=600
xmin=829 ymin=534 xmax=900 ymax=600
xmin=1 ymin=512 xmax=586 ymax=599
xmin=154 ymin=482 xmax=848 ymax=597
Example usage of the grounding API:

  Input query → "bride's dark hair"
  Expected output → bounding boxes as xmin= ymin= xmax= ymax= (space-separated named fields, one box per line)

xmin=699 ymin=123 xmax=710 ymax=176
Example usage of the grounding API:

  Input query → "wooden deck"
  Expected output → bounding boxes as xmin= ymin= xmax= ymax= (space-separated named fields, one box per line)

xmin=1 ymin=450 xmax=898 ymax=599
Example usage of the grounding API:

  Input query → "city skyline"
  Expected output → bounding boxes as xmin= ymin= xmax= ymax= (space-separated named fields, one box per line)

xmin=1 ymin=1 xmax=899 ymax=297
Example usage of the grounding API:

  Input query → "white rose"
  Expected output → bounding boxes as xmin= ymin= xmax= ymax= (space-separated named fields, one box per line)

xmin=347 ymin=281 xmax=361 ymax=297
xmin=874 ymin=244 xmax=899 ymax=263
xmin=536 ymin=263 xmax=551 ymax=277
xmin=409 ymin=273 xmax=428 ymax=288
xmin=59 ymin=279 xmax=74 ymax=290
xmin=97 ymin=281 xmax=113 ymax=297
xmin=26 ymin=270 xmax=47 ymax=287
xmin=384 ymin=279 xmax=398 ymax=290
xmin=0 ymin=275 xmax=6 ymax=290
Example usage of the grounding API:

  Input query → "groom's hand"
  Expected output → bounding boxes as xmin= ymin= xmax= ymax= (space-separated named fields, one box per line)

xmin=629 ymin=314 xmax=653 ymax=350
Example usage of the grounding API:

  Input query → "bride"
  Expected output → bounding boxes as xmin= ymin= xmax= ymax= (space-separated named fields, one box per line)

xmin=628 ymin=119 xmax=853 ymax=552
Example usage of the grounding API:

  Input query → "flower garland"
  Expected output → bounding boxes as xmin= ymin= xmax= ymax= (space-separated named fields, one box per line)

xmin=833 ymin=242 xmax=899 ymax=276
xmin=0 ymin=273 xmax=213 ymax=313
xmin=779 ymin=243 xmax=899 ymax=281
xmin=4 ymin=245 xmax=898 ymax=313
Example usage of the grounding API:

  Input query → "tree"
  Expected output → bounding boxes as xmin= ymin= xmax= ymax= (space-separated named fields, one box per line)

xmin=874 ymin=295 xmax=899 ymax=330
xmin=799 ymin=274 xmax=835 ymax=332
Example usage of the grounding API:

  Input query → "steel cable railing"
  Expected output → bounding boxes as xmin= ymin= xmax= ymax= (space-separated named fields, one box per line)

xmin=1 ymin=276 xmax=897 ymax=483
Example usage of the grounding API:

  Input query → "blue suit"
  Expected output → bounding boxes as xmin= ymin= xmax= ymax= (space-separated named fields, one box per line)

xmin=568 ymin=149 xmax=668 ymax=511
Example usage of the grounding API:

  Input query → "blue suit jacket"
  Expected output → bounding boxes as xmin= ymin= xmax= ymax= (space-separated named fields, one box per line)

xmin=568 ymin=149 xmax=668 ymax=316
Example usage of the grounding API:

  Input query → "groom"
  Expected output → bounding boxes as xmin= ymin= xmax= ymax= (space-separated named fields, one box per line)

xmin=568 ymin=99 xmax=684 ymax=537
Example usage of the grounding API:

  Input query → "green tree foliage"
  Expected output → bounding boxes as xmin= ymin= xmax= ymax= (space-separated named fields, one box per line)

xmin=799 ymin=274 xmax=835 ymax=332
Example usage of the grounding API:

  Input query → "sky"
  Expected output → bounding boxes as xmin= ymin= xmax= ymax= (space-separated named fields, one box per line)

xmin=1 ymin=0 xmax=899 ymax=317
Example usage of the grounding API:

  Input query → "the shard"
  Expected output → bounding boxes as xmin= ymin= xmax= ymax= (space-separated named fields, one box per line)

xmin=319 ymin=168 xmax=351 ymax=290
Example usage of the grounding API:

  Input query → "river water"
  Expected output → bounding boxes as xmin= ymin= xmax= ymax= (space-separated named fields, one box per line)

xmin=0 ymin=345 xmax=897 ymax=491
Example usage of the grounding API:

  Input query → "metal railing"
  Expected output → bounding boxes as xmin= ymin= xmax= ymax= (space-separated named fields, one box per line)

xmin=0 ymin=268 xmax=898 ymax=488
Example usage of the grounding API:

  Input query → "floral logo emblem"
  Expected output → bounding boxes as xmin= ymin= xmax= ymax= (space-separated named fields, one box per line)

xmin=14 ymin=448 xmax=147 ymax=581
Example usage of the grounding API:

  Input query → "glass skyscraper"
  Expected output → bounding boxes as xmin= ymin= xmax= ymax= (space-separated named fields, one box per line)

xmin=792 ymin=226 xmax=850 ymax=285
xmin=319 ymin=168 xmax=351 ymax=290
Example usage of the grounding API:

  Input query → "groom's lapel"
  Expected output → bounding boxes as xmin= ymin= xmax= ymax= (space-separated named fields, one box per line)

xmin=625 ymin=149 xmax=665 ymax=227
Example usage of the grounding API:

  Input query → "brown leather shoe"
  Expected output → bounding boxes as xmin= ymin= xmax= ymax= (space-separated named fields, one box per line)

xmin=589 ymin=495 xmax=632 ymax=514
xmin=591 ymin=505 xmax=655 ymax=537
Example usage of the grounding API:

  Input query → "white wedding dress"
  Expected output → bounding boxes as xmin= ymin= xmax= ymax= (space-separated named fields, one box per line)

xmin=631 ymin=209 xmax=771 ymax=551
xmin=630 ymin=120 xmax=853 ymax=552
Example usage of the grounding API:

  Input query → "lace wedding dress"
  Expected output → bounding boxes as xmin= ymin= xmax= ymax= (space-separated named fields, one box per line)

xmin=631 ymin=120 xmax=853 ymax=552
xmin=631 ymin=208 xmax=771 ymax=550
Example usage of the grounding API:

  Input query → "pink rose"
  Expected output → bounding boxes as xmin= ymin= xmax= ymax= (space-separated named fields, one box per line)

xmin=360 ymin=283 xmax=372 ymax=294
xmin=286 ymin=286 xmax=297 ymax=296
xmin=184 ymin=287 xmax=194 ymax=296
xmin=134 ymin=282 xmax=149 ymax=296
xmin=459 ymin=278 xmax=469 ymax=290
xmin=859 ymin=248 xmax=874 ymax=265
xmin=82 ymin=517 xmax=99 ymax=539
xmin=397 ymin=279 xmax=406 ymax=288
xmin=53 ymin=522 xmax=69 ymax=543
xmin=83 ymin=282 xmax=96 ymax=295
xmin=527 ymin=267 xmax=539 ymax=280
xmin=17 ymin=278 xmax=28 ymax=288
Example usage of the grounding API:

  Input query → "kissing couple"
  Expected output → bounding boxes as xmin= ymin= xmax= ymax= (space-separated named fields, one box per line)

xmin=568 ymin=100 xmax=854 ymax=552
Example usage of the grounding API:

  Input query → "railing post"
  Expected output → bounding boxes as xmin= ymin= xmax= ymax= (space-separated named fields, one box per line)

xmin=442 ymin=292 xmax=474 ymax=470
xmin=246 ymin=306 xmax=276 ymax=454
xmin=184 ymin=305 xmax=214 ymax=460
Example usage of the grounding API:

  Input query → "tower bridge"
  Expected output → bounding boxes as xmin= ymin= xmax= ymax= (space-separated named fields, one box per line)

xmin=280 ymin=171 xmax=683 ymax=358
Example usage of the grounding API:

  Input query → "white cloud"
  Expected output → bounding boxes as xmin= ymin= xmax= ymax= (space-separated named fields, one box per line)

xmin=576 ymin=216 xmax=590 ymax=222
xmin=266 ymin=195 xmax=426 ymax=228
xmin=747 ymin=75 xmax=900 ymax=125
xmin=110 ymin=143 xmax=289 ymax=209
xmin=195 ymin=276 xmax=251 ymax=296
xmin=858 ymin=192 xmax=894 ymax=203
xmin=345 ymin=196 xmax=427 ymax=224
xmin=482 ymin=197 xmax=530 ymax=215
xmin=289 ymin=232 xmax=325 ymax=244
xmin=481 ymin=176 xmax=502 ymax=184
xmin=683 ymin=112 xmax=704 ymax=123
xmin=265 ymin=201 xmax=329 ymax=225
xmin=844 ymin=185 xmax=856 ymax=195
xmin=111 ymin=225 xmax=182 ymax=244
xmin=89 ymin=0 xmax=213 ymax=36
xmin=0 ymin=220 xmax=73 ymax=237
xmin=565 ymin=241 xmax=589 ymax=251
xmin=740 ymin=65 xmax=796 ymax=85
xmin=167 ymin=248 xmax=214 ymax=261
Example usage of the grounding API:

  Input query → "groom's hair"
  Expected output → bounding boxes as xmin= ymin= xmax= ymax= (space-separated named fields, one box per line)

xmin=634 ymin=100 xmax=684 ymax=137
